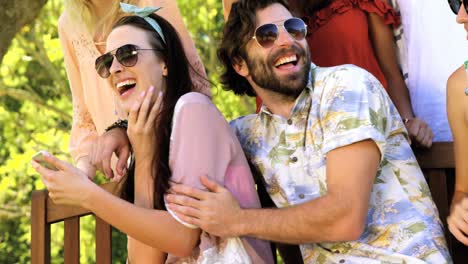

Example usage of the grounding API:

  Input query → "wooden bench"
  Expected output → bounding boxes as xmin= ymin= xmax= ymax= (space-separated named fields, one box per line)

xmin=31 ymin=182 xmax=119 ymax=264
xmin=31 ymin=142 xmax=466 ymax=263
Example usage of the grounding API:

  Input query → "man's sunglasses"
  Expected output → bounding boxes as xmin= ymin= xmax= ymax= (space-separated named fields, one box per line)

xmin=252 ymin=17 xmax=307 ymax=48
xmin=95 ymin=44 xmax=161 ymax=78
xmin=448 ymin=0 xmax=468 ymax=15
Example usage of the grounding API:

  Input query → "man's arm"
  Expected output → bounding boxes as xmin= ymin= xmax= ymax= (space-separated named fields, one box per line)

xmin=167 ymin=139 xmax=380 ymax=243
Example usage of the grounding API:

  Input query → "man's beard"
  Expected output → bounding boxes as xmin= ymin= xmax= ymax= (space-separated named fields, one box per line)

xmin=245 ymin=44 xmax=310 ymax=99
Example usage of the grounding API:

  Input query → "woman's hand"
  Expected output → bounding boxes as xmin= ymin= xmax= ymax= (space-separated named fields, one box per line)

xmin=31 ymin=151 xmax=96 ymax=208
xmin=404 ymin=117 xmax=434 ymax=148
xmin=127 ymin=86 xmax=163 ymax=163
xmin=448 ymin=191 xmax=468 ymax=245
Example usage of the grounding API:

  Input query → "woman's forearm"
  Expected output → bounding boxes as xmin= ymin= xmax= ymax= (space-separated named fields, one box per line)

xmin=128 ymin=159 xmax=165 ymax=261
xmin=127 ymin=236 xmax=166 ymax=264
xmin=367 ymin=13 xmax=414 ymax=119
xmin=134 ymin=159 xmax=155 ymax=208
xmin=83 ymin=183 xmax=200 ymax=257
xmin=385 ymin=78 xmax=414 ymax=119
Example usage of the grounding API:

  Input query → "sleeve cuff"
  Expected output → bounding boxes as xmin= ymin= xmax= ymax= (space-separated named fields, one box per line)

xmin=322 ymin=127 xmax=386 ymax=162
xmin=164 ymin=197 xmax=198 ymax=229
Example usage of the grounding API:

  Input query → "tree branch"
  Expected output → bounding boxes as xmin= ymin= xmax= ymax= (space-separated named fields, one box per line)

xmin=0 ymin=0 xmax=48 ymax=63
xmin=16 ymin=31 xmax=70 ymax=96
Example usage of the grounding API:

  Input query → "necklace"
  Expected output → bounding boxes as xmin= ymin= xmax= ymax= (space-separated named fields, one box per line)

xmin=465 ymin=61 xmax=468 ymax=95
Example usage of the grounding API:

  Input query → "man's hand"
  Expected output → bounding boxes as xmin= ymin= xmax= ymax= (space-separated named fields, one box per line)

xmin=404 ymin=117 xmax=433 ymax=148
xmin=76 ymin=156 xmax=97 ymax=179
xmin=90 ymin=127 xmax=131 ymax=181
xmin=166 ymin=175 xmax=242 ymax=237
xmin=448 ymin=191 xmax=468 ymax=245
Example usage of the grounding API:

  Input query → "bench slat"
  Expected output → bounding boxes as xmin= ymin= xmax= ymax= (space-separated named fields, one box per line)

xmin=31 ymin=191 xmax=51 ymax=264
xmin=64 ymin=218 xmax=80 ymax=264
xmin=96 ymin=216 xmax=112 ymax=264
xmin=414 ymin=142 xmax=455 ymax=168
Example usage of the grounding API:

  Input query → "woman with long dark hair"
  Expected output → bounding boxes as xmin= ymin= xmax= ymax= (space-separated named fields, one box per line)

xmin=60 ymin=0 xmax=209 ymax=180
xmin=32 ymin=5 xmax=274 ymax=263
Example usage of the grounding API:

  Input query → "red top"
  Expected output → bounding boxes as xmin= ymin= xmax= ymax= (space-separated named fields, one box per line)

xmin=255 ymin=0 xmax=400 ymax=112
xmin=305 ymin=0 xmax=400 ymax=89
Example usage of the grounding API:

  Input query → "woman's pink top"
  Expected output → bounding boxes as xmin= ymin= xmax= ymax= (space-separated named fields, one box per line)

xmin=165 ymin=92 xmax=274 ymax=264
xmin=58 ymin=0 xmax=210 ymax=165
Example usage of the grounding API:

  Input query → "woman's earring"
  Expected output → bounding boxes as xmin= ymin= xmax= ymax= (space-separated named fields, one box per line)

xmin=162 ymin=64 xmax=168 ymax=77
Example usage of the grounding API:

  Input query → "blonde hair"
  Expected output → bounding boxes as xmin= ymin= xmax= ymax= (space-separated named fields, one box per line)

xmin=63 ymin=0 xmax=137 ymax=36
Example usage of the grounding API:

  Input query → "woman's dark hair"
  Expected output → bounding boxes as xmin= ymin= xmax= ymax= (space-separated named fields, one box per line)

xmin=114 ymin=14 xmax=193 ymax=210
xmin=217 ymin=0 xmax=289 ymax=96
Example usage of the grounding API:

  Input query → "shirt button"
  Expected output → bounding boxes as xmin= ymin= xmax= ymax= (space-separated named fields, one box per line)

xmin=287 ymin=119 xmax=293 ymax=125
xmin=290 ymin=156 xmax=298 ymax=163
xmin=299 ymin=194 xmax=305 ymax=199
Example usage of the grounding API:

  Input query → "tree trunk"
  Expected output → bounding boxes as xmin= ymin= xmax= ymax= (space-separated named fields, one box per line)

xmin=0 ymin=0 xmax=48 ymax=63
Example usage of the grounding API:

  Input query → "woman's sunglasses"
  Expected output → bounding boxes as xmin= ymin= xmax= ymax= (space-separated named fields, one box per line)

xmin=448 ymin=0 xmax=468 ymax=15
xmin=252 ymin=17 xmax=307 ymax=48
xmin=95 ymin=44 xmax=161 ymax=78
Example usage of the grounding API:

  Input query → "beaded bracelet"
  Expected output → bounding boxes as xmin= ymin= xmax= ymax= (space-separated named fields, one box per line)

xmin=105 ymin=119 xmax=128 ymax=132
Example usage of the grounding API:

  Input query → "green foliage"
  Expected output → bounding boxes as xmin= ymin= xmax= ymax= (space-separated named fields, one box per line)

xmin=0 ymin=0 xmax=74 ymax=262
xmin=0 ymin=0 xmax=256 ymax=263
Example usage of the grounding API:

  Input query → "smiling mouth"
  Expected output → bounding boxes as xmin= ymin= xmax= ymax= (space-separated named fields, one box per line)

xmin=116 ymin=80 xmax=136 ymax=95
xmin=274 ymin=54 xmax=298 ymax=68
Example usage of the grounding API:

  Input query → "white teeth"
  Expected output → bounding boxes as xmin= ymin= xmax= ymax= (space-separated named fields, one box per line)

xmin=275 ymin=55 xmax=297 ymax=67
xmin=116 ymin=79 xmax=136 ymax=88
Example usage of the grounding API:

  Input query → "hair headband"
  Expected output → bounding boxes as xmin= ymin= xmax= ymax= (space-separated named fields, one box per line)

xmin=120 ymin=2 xmax=166 ymax=44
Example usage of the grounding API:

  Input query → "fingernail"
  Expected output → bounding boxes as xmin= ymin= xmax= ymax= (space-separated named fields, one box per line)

xmin=42 ymin=151 xmax=51 ymax=157
xmin=140 ymin=91 xmax=146 ymax=97
xmin=149 ymin=86 xmax=154 ymax=92
xmin=159 ymin=91 xmax=163 ymax=97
